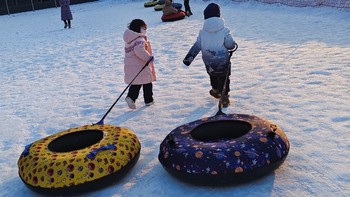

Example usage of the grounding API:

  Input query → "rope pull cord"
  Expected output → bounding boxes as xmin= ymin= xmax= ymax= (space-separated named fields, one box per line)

xmin=166 ymin=134 xmax=176 ymax=147
xmin=268 ymin=124 xmax=278 ymax=138
xmin=95 ymin=56 xmax=154 ymax=125
xmin=215 ymin=43 xmax=238 ymax=116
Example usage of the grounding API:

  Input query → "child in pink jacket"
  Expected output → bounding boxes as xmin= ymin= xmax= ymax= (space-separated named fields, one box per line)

xmin=123 ymin=19 xmax=156 ymax=109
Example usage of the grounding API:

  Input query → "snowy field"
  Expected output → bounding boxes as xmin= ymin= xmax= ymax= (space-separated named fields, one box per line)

xmin=233 ymin=0 xmax=350 ymax=8
xmin=0 ymin=0 xmax=349 ymax=196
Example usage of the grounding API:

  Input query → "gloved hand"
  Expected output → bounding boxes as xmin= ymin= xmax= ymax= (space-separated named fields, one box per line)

xmin=183 ymin=58 xmax=191 ymax=66
xmin=149 ymin=56 xmax=154 ymax=62
xmin=146 ymin=56 xmax=154 ymax=65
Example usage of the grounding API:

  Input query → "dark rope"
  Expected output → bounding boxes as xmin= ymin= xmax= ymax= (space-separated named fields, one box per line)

xmin=95 ymin=57 xmax=154 ymax=125
xmin=216 ymin=43 xmax=238 ymax=116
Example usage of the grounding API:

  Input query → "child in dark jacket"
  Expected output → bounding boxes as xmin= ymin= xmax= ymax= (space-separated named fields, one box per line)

xmin=183 ymin=3 xmax=236 ymax=107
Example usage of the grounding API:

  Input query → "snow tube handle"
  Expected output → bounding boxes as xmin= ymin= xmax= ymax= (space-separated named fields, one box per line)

xmin=166 ymin=134 xmax=176 ymax=146
xmin=268 ymin=124 xmax=277 ymax=138
xmin=86 ymin=144 xmax=116 ymax=159
xmin=21 ymin=143 xmax=33 ymax=157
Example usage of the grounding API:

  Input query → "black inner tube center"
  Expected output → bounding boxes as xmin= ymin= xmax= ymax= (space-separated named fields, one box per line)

xmin=48 ymin=130 xmax=104 ymax=152
xmin=191 ymin=120 xmax=252 ymax=142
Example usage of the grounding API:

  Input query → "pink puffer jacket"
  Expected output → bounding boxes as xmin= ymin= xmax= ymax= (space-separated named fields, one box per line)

xmin=123 ymin=29 xmax=156 ymax=85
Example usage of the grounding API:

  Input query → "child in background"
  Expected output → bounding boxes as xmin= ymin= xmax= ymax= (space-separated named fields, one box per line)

xmin=163 ymin=0 xmax=180 ymax=16
xmin=123 ymin=19 xmax=156 ymax=109
xmin=183 ymin=3 xmax=236 ymax=107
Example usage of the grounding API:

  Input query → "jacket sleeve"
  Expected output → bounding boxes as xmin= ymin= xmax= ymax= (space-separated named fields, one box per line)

xmin=134 ymin=40 xmax=152 ymax=62
xmin=224 ymin=32 xmax=236 ymax=50
xmin=183 ymin=36 xmax=202 ymax=66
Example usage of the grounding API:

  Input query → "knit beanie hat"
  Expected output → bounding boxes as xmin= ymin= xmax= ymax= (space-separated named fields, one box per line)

xmin=204 ymin=3 xmax=221 ymax=19
xmin=204 ymin=3 xmax=220 ymax=19
xmin=129 ymin=19 xmax=146 ymax=33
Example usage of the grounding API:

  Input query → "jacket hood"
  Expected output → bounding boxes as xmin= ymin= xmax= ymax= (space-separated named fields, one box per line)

xmin=123 ymin=29 xmax=146 ymax=44
xmin=202 ymin=17 xmax=225 ymax=33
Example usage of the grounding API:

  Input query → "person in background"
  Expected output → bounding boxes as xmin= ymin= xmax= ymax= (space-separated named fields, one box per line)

xmin=163 ymin=0 xmax=180 ymax=16
xmin=59 ymin=0 xmax=73 ymax=28
xmin=123 ymin=19 xmax=156 ymax=109
xmin=182 ymin=3 xmax=236 ymax=107
xmin=184 ymin=0 xmax=192 ymax=16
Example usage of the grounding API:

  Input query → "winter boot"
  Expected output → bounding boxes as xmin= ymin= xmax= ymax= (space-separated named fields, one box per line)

xmin=186 ymin=10 xmax=193 ymax=16
xmin=209 ymin=89 xmax=221 ymax=99
xmin=145 ymin=101 xmax=154 ymax=106
xmin=221 ymin=95 xmax=230 ymax=108
xmin=64 ymin=21 xmax=68 ymax=28
xmin=125 ymin=97 xmax=136 ymax=109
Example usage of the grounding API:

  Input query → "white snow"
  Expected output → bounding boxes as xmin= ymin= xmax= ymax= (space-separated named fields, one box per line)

xmin=233 ymin=0 xmax=350 ymax=8
xmin=0 ymin=0 xmax=349 ymax=196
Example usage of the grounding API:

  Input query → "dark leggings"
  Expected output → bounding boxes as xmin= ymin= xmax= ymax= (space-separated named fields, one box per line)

xmin=63 ymin=20 xmax=71 ymax=26
xmin=210 ymin=75 xmax=230 ymax=96
xmin=127 ymin=83 xmax=153 ymax=104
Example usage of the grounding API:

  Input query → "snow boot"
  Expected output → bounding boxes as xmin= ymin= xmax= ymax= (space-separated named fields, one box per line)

xmin=125 ymin=97 xmax=136 ymax=109
xmin=221 ymin=95 xmax=230 ymax=108
xmin=145 ymin=101 xmax=154 ymax=106
xmin=209 ymin=89 xmax=221 ymax=99
xmin=186 ymin=11 xmax=193 ymax=16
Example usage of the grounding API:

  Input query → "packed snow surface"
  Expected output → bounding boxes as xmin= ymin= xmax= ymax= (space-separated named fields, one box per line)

xmin=0 ymin=0 xmax=349 ymax=196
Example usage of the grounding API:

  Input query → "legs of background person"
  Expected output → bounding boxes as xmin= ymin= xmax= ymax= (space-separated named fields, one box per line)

xmin=184 ymin=0 xmax=192 ymax=16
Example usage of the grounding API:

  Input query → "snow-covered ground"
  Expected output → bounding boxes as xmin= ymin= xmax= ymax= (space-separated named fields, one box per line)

xmin=0 ymin=0 xmax=349 ymax=196
xmin=233 ymin=0 xmax=350 ymax=8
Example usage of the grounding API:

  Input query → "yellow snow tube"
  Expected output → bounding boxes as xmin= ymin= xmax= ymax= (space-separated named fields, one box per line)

xmin=18 ymin=124 xmax=141 ymax=192
xmin=144 ymin=0 xmax=158 ymax=7
xmin=154 ymin=4 xmax=164 ymax=11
